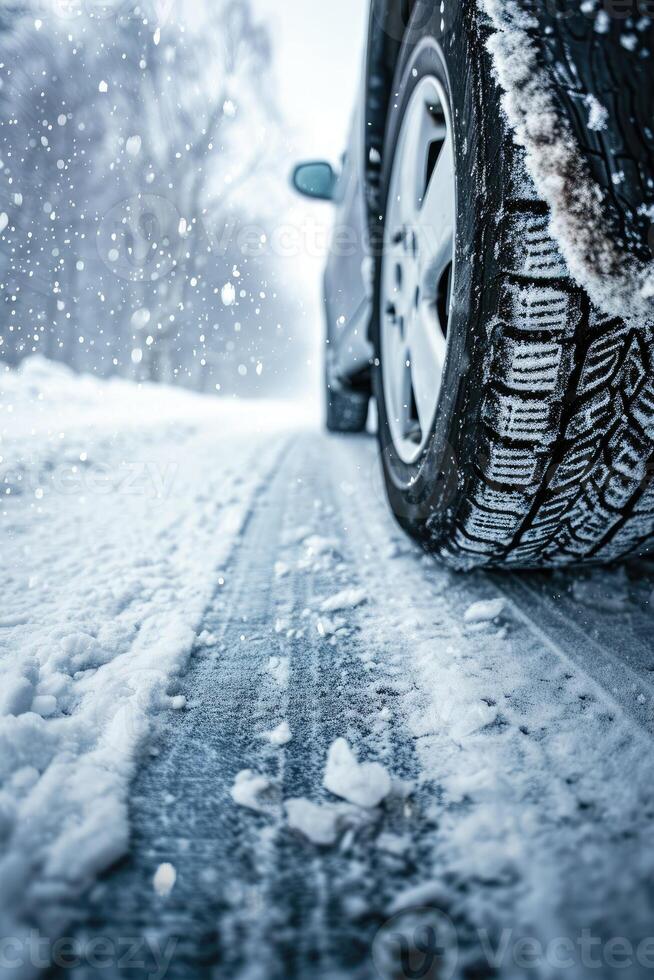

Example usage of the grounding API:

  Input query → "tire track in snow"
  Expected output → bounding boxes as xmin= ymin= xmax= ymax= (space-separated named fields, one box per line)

xmin=52 ymin=435 xmax=436 ymax=980
xmin=49 ymin=431 xmax=654 ymax=980
xmin=260 ymin=435 xmax=439 ymax=977
xmin=332 ymin=433 xmax=654 ymax=738
xmin=489 ymin=573 xmax=654 ymax=738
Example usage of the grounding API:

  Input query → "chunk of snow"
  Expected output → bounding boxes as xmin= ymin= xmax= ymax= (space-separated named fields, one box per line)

xmin=303 ymin=534 xmax=338 ymax=556
xmin=323 ymin=738 xmax=391 ymax=809
xmin=153 ymin=862 xmax=176 ymax=897
xmin=376 ymin=832 xmax=410 ymax=857
xmin=285 ymin=798 xmax=339 ymax=846
xmin=230 ymin=769 xmax=273 ymax=812
xmin=586 ymin=96 xmax=608 ymax=132
xmin=266 ymin=656 xmax=289 ymax=688
xmin=170 ymin=695 xmax=186 ymax=710
xmin=595 ymin=10 xmax=610 ymax=32
xmin=0 ymin=674 xmax=35 ymax=717
xmin=31 ymin=695 xmax=57 ymax=718
xmin=320 ymin=588 xmax=367 ymax=613
xmin=262 ymin=720 xmax=292 ymax=746
xmin=463 ymin=599 xmax=506 ymax=624
xmin=449 ymin=701 xmax=498 ymax=740
xmin=316 ymin=616 xmax=344 ymax=639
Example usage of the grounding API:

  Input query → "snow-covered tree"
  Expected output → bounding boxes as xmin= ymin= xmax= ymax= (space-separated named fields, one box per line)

xmin=0 ymin=0 xmax=306 ymax=395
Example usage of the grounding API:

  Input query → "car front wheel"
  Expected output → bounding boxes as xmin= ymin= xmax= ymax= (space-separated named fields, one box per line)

xmin=373 ymin=1 xmax=654 ymax=570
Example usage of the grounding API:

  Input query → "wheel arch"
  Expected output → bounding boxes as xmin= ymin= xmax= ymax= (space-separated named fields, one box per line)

xmin=362 ymin=0 xmax=417 ymax=237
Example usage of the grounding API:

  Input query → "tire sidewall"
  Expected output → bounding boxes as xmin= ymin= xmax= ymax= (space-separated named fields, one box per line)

xmin=372 ymin=2 xmax=505 ymax=546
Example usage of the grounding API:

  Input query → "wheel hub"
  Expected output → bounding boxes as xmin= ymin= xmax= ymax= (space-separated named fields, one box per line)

xmin=380 ymin=74 xmax=456 ymax=465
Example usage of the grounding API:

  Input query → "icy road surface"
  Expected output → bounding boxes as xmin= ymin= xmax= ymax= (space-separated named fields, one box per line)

xmin=3 ymin=361 xmax=654 ymax=980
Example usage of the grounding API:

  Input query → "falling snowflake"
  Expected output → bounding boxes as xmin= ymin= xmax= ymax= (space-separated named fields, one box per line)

xmin=221 ymin=282 xmax=236 ymax=307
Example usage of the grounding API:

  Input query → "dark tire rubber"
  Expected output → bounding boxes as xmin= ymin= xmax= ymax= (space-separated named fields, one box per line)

xmin=326 ymin=380 xmax=369 ymax=434
xmin=372 ymin=0 xmax=654 ymax=570
xmin=532 ymin=1 xmax=654 ymax=264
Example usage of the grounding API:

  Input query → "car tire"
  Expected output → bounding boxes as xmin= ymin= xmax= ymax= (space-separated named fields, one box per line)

xmin=372 ymin=0 xmax=654 ymax=570
xmin=325 ymin=376 xmax=369 ymax=433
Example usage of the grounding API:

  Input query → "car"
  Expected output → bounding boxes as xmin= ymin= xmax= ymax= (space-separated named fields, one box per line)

xmin=292 ymin=0 xmax=654 ymax=571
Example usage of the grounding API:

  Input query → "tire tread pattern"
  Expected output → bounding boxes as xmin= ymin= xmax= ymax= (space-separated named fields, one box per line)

xmin=438 ymin=139 xmax=654 ymax=568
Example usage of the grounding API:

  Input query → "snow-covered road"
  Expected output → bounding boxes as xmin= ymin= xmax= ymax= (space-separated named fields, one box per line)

xmin=3 ymin=362 xmax=654 ymax=980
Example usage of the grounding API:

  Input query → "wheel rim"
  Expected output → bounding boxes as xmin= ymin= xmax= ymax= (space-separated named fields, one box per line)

xmin=381 ymin=74 xmax=456 ymax=466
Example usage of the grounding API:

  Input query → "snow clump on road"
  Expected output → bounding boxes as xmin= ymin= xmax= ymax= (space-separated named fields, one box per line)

xmin=153 ymin=862 xmax=177 ymax=898
xmin=284 ymin=799 xmax=340 ymax=846
xmin=320 ymin=588 xmax=368 ymax=613
xmin=230 ymin=770 xmax=277 ymax=813
xmin=262 ymin=720 xmax=292 ymax=746
xmin=463 ymin=598 xmax=506 ymax=624
xmin=323 ymin=738 xmax=392 ymax=809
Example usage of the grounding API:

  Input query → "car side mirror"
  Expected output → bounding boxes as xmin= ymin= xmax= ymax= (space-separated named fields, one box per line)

xmin=291 ymin=161 xmax=337 ymax=202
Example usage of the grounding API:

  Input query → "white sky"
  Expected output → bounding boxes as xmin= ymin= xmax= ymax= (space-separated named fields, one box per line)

xmin=251 ymin=0 xmax=370 ymax=397
xmin=253 ymin=0 xmax=369 ymax=158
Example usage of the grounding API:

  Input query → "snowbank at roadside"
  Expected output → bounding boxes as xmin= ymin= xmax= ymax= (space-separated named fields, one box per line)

xmin=0 ymin=356 xmax=305 ymax=462
xmin=0 ymin=358 xmax=299 ymax=976
xmin=0 ymin=356 xmax=307 ymax=503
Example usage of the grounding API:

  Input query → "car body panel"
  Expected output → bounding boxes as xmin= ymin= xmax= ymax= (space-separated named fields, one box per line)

xmin=323 ymin=74 xmax=374 ymax=387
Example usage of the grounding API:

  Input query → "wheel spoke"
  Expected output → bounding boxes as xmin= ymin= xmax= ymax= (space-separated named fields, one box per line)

xmin=407 ymin=304 xmax=447 ymax=434
xmin=383 ymin=307 xmax=409 ymax=419
xmin=398 ymin=102 xmax=433 ymax=217
xmin=417 ymin=131 xmax=455 ymax=288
